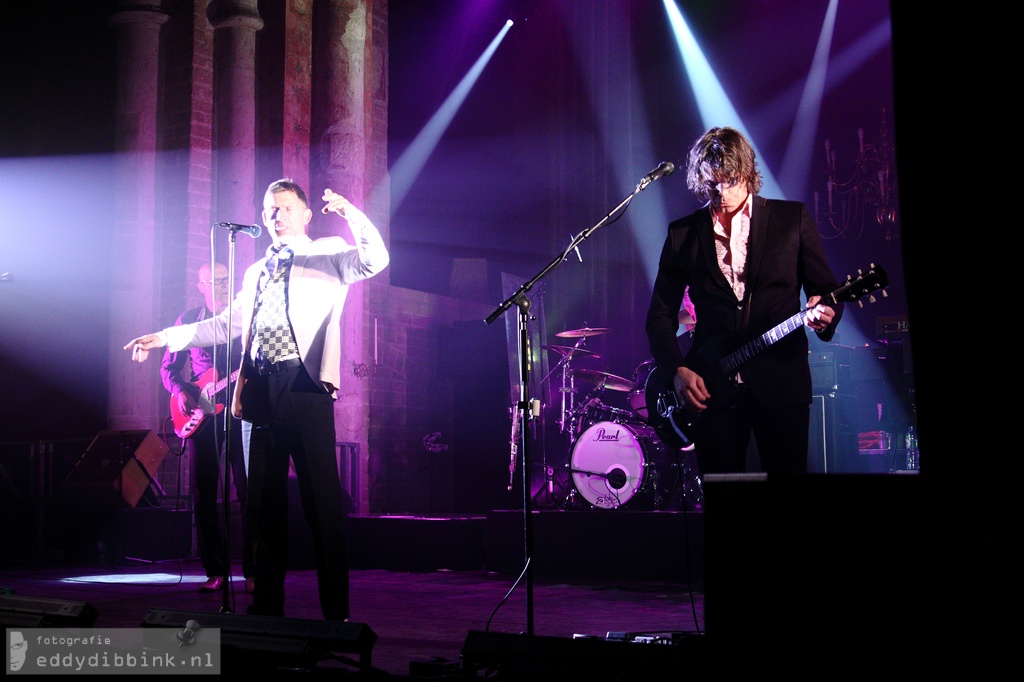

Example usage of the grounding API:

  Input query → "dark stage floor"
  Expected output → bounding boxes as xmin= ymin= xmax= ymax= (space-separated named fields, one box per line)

xmin=1 ymin=561 xmax=704 ymax=678
xmin=2 ymin=475 xmax=935 ymax=677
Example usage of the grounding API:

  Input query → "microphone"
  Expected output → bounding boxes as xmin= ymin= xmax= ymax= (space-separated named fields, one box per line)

xmin=637 ymin=161 xmax=675 ymax=191
xmin=217 ymin=222 xmax=262 ymax=238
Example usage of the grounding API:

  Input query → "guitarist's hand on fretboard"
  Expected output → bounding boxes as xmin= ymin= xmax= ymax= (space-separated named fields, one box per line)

xmin=804 ymin=296 xmax=835 ymax=333
xmin=674 ymin=366 xmax=709 ymax=412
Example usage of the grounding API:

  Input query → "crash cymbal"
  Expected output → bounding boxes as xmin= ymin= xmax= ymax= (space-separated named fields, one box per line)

xmin=572 ymin=369 xmax=633 ymax=392
xmin=542 ymin=345 xmax=601 ymax=358
xmin=556 ymin=326 xmax=611 ymax=338
xmin=678 ymin=311 xmax=696 ymax=326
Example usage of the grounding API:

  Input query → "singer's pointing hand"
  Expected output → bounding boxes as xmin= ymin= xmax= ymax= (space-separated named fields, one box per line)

xmin=122 ymin=332 xmax=167 ymax=363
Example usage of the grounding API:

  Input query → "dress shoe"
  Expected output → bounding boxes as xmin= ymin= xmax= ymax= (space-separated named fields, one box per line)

xmin=198 ymin=576 xmax=224 ymax=592
xmin=244 ymin=577 xmax=255 ymax=594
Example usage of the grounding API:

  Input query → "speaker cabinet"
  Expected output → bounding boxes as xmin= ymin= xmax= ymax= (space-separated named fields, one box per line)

xmin=142 ymin=609 xmax=376 ymax=673
xmin=0 ymin=596 xmax=99 ymax=627
xmin=62 ymin=430 xmax=169 ymax=507
xmin=808 ymin=394 xmax=857 ymax=473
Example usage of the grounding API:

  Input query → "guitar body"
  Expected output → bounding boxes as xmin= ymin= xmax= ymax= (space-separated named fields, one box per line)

xmin=170 ymin=367 xmax=237 ymax=439
xmin=644 ymin=263 xmax=889 ymax=450
xmin=644 ymin=364 xmax=698 ymax=449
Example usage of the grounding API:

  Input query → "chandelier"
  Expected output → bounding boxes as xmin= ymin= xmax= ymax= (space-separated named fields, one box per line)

xmin=814 ymin=108 xmax=898 ymax=243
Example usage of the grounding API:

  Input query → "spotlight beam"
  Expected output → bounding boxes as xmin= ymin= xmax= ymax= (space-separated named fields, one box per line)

xmin=381 ymin=21 xmax=514 ymax=214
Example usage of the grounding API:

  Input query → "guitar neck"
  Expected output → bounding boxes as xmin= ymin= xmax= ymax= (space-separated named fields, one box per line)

xmin=719 ymin=311 xmax=807 ymax=376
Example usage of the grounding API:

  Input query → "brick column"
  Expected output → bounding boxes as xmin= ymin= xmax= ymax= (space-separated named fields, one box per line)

xmin=313 ymin=0 xmax=377 ymax=512
xmin=208 ymin=0 xmax=264 ymax=270
xmin=106 ymin=0 xmax=170 ymax=431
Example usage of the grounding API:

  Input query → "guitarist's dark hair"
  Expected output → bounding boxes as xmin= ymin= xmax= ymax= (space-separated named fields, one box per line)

xmin=685 ymin=127 xmax=763 ymax=201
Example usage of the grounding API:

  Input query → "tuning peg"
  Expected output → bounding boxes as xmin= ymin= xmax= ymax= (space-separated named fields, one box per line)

xmin=881 ymin=290 xmax=887 ymax=297
xmin=868 ymin=295 xmax=875 ymax=304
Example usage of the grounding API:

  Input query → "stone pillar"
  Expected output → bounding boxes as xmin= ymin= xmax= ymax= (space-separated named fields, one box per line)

xmin=106 ymin=0 xmax=170 ymax=432
xmin=314 ymin=0 xmax=373 ymax=511
xmin=208 ymin=0 xmax=264 ymax=270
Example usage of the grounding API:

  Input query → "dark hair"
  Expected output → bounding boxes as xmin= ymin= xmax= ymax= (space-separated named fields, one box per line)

xmin=685 ymin=127 xmax=763 ymax=201
xmin=266 ymin=178 xmax=309 ymax=207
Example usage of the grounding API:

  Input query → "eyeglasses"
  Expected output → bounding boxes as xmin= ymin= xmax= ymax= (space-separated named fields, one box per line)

xmin=202 ymin=277 xmax=229 ymax=286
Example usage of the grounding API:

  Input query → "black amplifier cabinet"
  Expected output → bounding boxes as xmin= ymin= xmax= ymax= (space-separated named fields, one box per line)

xmin=808 ymin=393 xmax=858 ymax=474
xmin=808 ymin=347 xmax=850 ymax=391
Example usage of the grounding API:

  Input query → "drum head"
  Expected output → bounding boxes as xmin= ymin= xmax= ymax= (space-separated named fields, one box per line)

xmin=570 ymin=421 xmax=648 ymax=509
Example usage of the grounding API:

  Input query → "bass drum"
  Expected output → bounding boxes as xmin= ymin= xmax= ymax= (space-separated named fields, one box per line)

xmin=628 ymin=359 xmax=655 ymax=421
xmin=570 ymin=420 xmax=666 ymax=509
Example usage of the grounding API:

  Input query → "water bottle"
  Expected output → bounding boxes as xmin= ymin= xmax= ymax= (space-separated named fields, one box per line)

xmin=904 ymin=426 xmax=918 ymax=470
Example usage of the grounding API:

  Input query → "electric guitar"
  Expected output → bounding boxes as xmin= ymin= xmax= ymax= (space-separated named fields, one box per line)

xmin=644 ymin=264 xmax=889 ymax=449
xmin=170 ymin=367 xmax=240 ymax=439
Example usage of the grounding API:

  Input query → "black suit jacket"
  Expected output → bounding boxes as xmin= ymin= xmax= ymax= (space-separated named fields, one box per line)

xmin=645 ymin=196 xmax=843 ymax=407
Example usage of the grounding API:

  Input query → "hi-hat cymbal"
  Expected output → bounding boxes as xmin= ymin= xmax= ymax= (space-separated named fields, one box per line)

xmin=542 ymin=345 xmax=601 ymax=358
xmin=556 ymin=326 xmax=611 ymax=338
xmin=572 ymin=369 xmax=633 ymax=392
xmin=678 ymin=311 xmax=695 ymax=326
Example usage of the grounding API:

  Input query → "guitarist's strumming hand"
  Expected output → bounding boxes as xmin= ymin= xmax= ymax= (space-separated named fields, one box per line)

xmin=175 ymin=385 xmax=200 ymax=417
xmin=673 ymin=366 xmax=710 ymax=412
xmin=804 ymin=296 xmax=836 ymax=334
xmin=123 ymin=331 xmax=169 ymax=363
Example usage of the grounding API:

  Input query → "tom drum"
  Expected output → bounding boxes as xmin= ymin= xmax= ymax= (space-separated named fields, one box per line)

xmin=628 ymin=359 xmax=656 ymax=421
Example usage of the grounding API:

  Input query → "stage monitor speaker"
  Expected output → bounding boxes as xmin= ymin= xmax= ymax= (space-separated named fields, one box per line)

xmin=461 ymin=630 xmax=701 ymax=680
xmin=62 ymin=430 xmax=168 ymax=507
xmin=141 ymin=609 xmax=377 ymax=674
xmin=0 ymin=595 xmax=99 ymax=627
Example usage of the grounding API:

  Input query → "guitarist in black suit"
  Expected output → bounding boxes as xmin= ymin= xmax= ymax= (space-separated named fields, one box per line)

xmin=645 ymin=127 xmax=844 ymax=475
xmin=161 ymin=262 xmax=254 ymax=593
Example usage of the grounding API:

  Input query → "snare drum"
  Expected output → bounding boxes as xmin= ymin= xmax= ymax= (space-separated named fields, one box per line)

xmin=569 ymin=420 xmax=666 ymax=509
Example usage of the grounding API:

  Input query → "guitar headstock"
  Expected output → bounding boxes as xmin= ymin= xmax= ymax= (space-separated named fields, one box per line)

xmin=830 ymin=263 xmax=889 ymax=307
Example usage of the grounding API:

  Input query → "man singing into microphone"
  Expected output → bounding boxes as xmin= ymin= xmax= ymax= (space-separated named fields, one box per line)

xmin=124 ymin=178 xmax=389 ymax=620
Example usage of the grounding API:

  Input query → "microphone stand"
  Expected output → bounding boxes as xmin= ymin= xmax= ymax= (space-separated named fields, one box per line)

xmin=484 ymin=168 xmax=662 ymax=635
xmin=218 ymin=230 xmax=241 ymax=614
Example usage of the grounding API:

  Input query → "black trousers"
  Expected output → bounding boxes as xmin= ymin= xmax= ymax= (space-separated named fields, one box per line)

xmin=695 ymin=386 xmax=811 ymax=475
xmin=241 ymin=364 xmax=350 ymax=620
xmin=188 ymin=413 xmax=253 ymax=579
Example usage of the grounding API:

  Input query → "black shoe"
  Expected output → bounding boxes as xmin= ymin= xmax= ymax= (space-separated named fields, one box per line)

xmin=198 ymin=576 xmax=224 ymax=592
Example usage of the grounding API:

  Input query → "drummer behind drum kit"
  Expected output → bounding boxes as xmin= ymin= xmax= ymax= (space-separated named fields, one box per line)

xmin=541 ymin=326 xmax=703 ymax=512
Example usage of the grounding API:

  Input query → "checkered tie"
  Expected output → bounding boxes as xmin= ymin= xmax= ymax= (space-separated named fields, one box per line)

xmin=251 ymin=246 xmax=298 ymax=365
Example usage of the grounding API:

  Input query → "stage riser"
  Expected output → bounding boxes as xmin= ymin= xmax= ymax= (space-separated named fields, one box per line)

xmin=2 ymin=500 xmax=702 ymax=584
xmin=345 ymin=511 xmax=703 ymax=583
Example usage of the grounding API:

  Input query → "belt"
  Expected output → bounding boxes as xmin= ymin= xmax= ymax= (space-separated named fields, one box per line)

xmin=253 ymin=356 xmax=302 ymax=376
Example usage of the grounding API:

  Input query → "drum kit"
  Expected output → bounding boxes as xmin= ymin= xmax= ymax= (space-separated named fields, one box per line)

xmin=539 ymin=326 xmax=703 ymax=511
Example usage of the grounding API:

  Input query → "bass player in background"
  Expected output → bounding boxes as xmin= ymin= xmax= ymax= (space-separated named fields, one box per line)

xmin=645 ymin=126 xmax=844 ymax=475
xmin=161 ymin=261 xmax=254 ymax=593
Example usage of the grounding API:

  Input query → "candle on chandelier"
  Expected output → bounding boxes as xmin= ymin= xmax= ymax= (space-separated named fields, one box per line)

xmin=827 ymin=180 xmax=833 ymax=211
xmin=858 ymin=128 xmax=864 ymax=154
xmin=813 ymin=191 xmax=819 ymax=222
